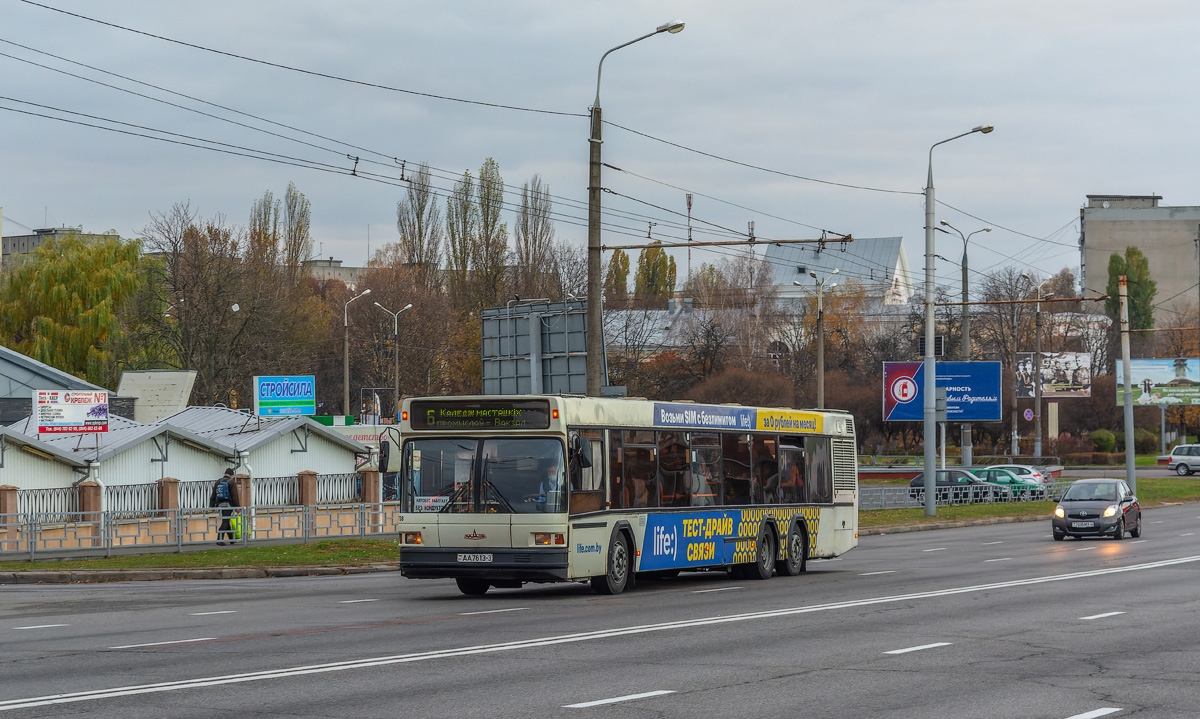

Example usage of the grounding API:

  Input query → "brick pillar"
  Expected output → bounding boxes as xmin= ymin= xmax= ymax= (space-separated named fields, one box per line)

xmin=359 ymin=468 xmax=380 ymax=504
xmin=78 ymin=481 xmax=102 ymax=518
xmin=298 ymin=470 xmax=317 ymax=506
xmin=157 ymin=477 xmax=179 ymax=511
xmin=0 ymin=485 xmax=17 ymax=517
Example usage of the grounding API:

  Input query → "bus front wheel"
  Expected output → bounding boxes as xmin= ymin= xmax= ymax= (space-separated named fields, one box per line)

xmin=456 ymin=578 xmax=490 ymax=596
xmin=591 ymin=534 xmax=631 ymax=595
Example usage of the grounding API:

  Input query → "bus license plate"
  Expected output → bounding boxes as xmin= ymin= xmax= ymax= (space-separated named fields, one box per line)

xmin=1072 ymin=521 xmax=1094 ymax=528
xmin=457 ymin=553 xmax=493 ymax=563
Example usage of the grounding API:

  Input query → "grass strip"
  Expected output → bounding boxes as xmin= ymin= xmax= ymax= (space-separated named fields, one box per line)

xmin=0 ymin=539 xmax=398 ymax=572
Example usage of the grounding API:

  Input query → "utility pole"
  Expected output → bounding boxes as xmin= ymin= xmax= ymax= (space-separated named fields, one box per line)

xmin=1010 ymin=307 xmax=1019 ymax=456
xmin=1033 ymin=288 xmax=1053 ymax=457
xmin=1120 ymin=276 xmax=1136 ymax=493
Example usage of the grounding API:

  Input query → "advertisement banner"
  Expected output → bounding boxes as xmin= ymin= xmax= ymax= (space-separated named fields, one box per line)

xmin=253 ymin=376 xmax=317 ymax=416
xmin=883 ymin=361 xmax=1002 ymax=422
xmin=1016 ymin=352 xmax=1091 ymax=398
xmin=653 ymin=403 xmax=755 ymax=431
xmin=35 ymin=390 xmax=109 ymax=433
xmin=1115 ymin=358 xmax=1200 ymax=406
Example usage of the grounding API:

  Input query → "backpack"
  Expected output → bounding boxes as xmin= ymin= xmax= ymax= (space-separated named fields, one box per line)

xmin=216 ymin=478 xmax=231 ymax=503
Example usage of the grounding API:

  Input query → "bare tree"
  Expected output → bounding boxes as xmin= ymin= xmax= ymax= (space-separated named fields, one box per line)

xmin=445 ymin=169 xmax=476 ymax=308
xmin=514 ymin=174 xmax=555 ymax=298
xmin=395 ymin=163 xmax=442 ymax=290
xmin=283 ymin=182 xmax=312 ymax=286
xmin=473 ymin=157 xmax=509 ymax=309
xmin=550 ymin=240 xmax=587 ymax=300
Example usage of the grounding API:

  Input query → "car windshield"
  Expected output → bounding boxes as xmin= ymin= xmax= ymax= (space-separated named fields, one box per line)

xmin=1061 ymin=482 xmax=1119 ymax=502
xmin=401 ymin=437 xmax=566 ymax=514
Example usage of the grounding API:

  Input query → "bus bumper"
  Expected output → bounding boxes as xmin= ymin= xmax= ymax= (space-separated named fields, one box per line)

xmin=399 ymin=547 xmax=570 ymax=581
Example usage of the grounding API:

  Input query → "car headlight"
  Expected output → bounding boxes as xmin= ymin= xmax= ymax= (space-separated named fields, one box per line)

xmin=1103 ymin=505 xmax=1118 ymax=518
xmin=1054 ymin=506 xmax=1065 ymax=518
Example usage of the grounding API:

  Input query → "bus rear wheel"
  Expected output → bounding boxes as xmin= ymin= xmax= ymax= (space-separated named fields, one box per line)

xmin=777 ymin=521 xmax=807 ymax=576
xmin=591 ymin=534 xmax=631 ymax=595
xmin=455 ymin=578 xmax=490 ymax=596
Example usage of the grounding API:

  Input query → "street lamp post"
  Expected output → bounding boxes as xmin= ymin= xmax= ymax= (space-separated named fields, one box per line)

xmin=795 ymin=269 xmax=839 ymax=409
xmin=1033 ymin=286 xmax=1054 ymax=457
xmin=586 ymin=20 xmax=685 ymax=397
xmin=343 ymin=288 xmax=372 ymax=416
xmin=923 ymin=124 xmax=993 ymax=518
xmin=374 ymin=301 xmax=413 ymax=419
xmin=937 ymin=221 xmax=990 ymax=468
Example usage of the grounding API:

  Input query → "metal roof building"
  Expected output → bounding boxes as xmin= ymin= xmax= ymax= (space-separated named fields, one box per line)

xmin=0 ymin=426 xmax=88 ymax=491
xmin=7 ymin=414 xmax=237 ymax=487
xmin=155 ymin=406 xmax=369 ymax=476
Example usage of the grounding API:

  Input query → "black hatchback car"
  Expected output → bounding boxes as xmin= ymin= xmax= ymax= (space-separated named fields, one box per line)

xmin=1052 ymin=478 xmax=1141 ymax=540
xmin=908 ymin=470 xmax=999 ymax=503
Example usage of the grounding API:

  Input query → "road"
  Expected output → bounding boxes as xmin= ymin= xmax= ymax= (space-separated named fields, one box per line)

xmin=3 ymin=505 xmax=1199 ymax=719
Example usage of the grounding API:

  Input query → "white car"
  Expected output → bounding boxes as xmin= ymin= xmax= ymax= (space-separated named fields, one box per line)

xmin=988 ymin=464 xmax=1048 ymax=486
xmin=1167 ymin=444 xmax=1200 ymax=476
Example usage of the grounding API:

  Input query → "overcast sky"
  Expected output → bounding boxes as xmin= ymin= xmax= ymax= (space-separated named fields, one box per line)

xmin=3 ymin=0 xmax=1197 ymax=300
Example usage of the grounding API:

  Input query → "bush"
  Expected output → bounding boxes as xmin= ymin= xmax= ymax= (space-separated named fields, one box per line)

xmin=1063 ymin=453 xmax=1094 ymax=466
xmin=1135 ymin=428 xmax=1159 ymax=454
xmin=1091 ymin=429 xmax=1116 ymax=453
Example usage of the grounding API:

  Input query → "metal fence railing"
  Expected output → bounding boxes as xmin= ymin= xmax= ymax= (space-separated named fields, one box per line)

xmin=253 ymin=476 xmax=299 ymax=507
xmin=315 ymin=473 xmax=360 ymax=504
xmin=859 ymin=477 xmax=1078 ymax=511
xmin=104 ymin=484 xmax=159 ymax=519
xmin=16 ymin=487 xmax=78 ymax=523
xmin=0 ymin=503 xmax=405 ymax=561
xmin=179 ymin=480 xmax=213 ymax=511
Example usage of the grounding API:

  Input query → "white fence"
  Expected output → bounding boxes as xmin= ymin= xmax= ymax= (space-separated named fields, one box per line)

xmin=16 ymin=487 xmax=78 ymax=523
xmin=104 ymin=484 xmax=158 ymax=519
xmin=179 ymin=480 xmax=212 ymax=511
xmin=316 ymin=473 xmax=360 ymax=504
xmin=252 ymin=476 xmax=300 ymax=506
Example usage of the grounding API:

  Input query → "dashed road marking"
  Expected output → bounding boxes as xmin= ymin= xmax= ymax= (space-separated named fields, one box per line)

xmin=922 ymin=548 xmax=947 ymax=552
xmin=11 ymin=624 xmax=69 ymax=630
xmin=564 ymin=690 xmax=675 ymax=708
xmin=858 ymin=571 xmax=895 ymax=576
xmin=884 ymin=642 xmax=952 ymax=655
xmin=692 ymin=587 xmax=743 ymax=593
xmin=459 ymin=608 xmax=529 ymax=616
xmin=1064 ymin=708 xmax=1122 ymax=719
xmin=338 ymin=599 xmax=379 ymax=604
xmin=1080 ymin=611 xmax=1125 ymax=621
xmin=189 ymin=611 xmax=236 ymax=616
xmin=109 ymin=638 xmax=215 ymax=650
xmin=984 ymin=558 xmax=1012 ymax=563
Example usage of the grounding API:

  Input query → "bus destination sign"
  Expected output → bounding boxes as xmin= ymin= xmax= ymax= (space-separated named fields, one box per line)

xmin=410 ymin=400 xmax=551 ymax=430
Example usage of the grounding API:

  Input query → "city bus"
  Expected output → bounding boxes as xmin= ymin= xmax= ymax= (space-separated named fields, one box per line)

xmin=395 ymin=395 xmax=858 ymax=595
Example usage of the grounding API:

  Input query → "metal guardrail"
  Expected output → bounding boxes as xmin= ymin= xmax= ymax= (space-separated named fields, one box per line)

xmin=858 ymin=456 xmax=1063 ymax=468
xmin=859 ymin=477 xmax=1076 ymax=511
xmin=0 ymin=503 xmax=405 ymax=562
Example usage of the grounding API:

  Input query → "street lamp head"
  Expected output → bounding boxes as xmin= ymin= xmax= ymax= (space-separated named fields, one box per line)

xmin=831 ymin=268 xmax=840 ymax=276
xmin=657 ymin=20 xmax=685 ymax=34
xmin=401 ymin=303 xmax=413 ymax=312
xmin=829 ymin=282 xmax=838 ymax=290
xmin=361 ymin=288 xmax=372 ymax=296
xmin=983 ymin=227 xmax=992 ymax=232
xmin=973 ymin=124 xmax=994 ymax=134
xmin=231 ymin=303 xmax=240 ymax=312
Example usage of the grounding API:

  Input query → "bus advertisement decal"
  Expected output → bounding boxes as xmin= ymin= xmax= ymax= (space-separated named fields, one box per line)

xmin=653 ymin=403 xmax=755 ymax=431
xmin=754 ymin=409 xmax=824 ymax=434
xmin=639 ymin=508 xmax=820 ymax=571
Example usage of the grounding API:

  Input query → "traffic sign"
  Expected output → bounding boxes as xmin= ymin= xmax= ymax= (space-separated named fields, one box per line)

xmin=1023 ymin=408 xmax=1034 ymax=421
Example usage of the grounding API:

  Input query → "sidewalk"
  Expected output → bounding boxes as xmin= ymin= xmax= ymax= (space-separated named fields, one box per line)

xmin=0 ymin=562 xmax=399 ymax=585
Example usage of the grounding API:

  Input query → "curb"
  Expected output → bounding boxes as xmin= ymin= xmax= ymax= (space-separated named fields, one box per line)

xmin=0 ymin=562 xmax=400 ymax=585
xmin=860 ymin=514 xmax=1048 ymax=536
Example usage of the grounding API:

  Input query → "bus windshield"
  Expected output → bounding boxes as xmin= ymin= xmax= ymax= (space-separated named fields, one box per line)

xmin=403 ymin=437 xmax=566 ymax=514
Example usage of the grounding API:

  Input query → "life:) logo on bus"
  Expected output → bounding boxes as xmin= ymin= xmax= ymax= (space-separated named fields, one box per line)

xmin=651 ymin=524 xmax=678 ymax=561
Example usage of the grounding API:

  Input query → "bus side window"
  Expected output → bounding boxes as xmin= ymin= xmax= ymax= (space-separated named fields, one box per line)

xmin=659 ymin=431 xmax=690 ymax=507
xmin=690 ymin=433 xmax=720 ymax=507
xmin=608 ymin=430 xmax=624 ymax=509
xmin=752 ymin=435 xmax=778 ymax=504
xmin=805 ymin=436 xmax=833 ymax=504
xmin=722 ymin=433 xmax=752 ymax=505
xmin=568 ymin=431 xmax=605 ymax=515
xmin=779 ymin=439 xmax=806 ymax=504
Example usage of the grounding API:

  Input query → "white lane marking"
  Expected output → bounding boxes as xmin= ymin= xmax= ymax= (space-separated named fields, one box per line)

xmin=1182 ymin=533 xmax=1194 ymax=537
xmin=982 ymin=541 xmax=1003 ymax=545
xmin=563 ymin=690 xmax=675 ymax=708
xmin=1076 ymin=547 xmax=1097 ymax=552
xmin=1079 ymin=611 xmax=1125 ymax=621
xmin=189 ymin=611 xmax=236 ymax=616
xmin=338 ymin=599 xmax=379 ymax=604
xmin=1151 ymin=521 xmax=1163 ymax=524
xmin=109 ymin=638 xmax=215 ymax=650
xmin=6 ymin=555 xmax=1200 ymax=712
xmin=1130 ymin=540 xmax=1147 ymax=544
xmin=922 ymin=547 xmax=947 ymax=552
xmin=459 ymin=608 xmax=529 ymax=616
xmin=884 ymin=642 xmax=952 ymax=655
xmin=858 ymin=571 xmax=896 ymax=576
xmin=11 ymin=624 xmax=69 ymax=630
xmin=984 ymin=558 xmax=1012 ymax=563
xmin=692 ymin=587 xmax=743 ymax=593
xmin=1064 ymin=709 xmax=1122 ymax=719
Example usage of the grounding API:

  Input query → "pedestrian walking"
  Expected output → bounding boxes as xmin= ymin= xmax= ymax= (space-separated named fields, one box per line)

xmin=210 ymin=468 xmax=241 ymax=545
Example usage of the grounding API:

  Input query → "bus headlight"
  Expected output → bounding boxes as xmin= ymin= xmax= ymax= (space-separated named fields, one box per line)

xmin=534 ymin=533 xmax=565 ymax=546
xmin=403 ymin=532 xmax=422 ymax=545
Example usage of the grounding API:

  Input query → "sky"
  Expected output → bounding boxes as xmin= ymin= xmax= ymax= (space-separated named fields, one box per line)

xmin=3 ymin=0 xmax=1199 ymax=303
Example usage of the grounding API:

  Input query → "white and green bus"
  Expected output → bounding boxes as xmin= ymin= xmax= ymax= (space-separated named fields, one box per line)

xmin=396 ymin=395 xmax=858 ymax=595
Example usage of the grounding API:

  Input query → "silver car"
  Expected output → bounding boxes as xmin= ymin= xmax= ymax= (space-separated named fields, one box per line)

xmin=1167 ymin=444 xmax=1200 ymax=476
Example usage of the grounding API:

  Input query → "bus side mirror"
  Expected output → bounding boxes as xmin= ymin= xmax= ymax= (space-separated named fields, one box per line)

xmin=571 ymin=435 xmax=593 ymax=469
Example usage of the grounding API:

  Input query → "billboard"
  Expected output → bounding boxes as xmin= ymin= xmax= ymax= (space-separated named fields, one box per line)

xmin=253 ymin=376 xmax=317 ymax=416
xmin=1115 ymin=358 xmax=1200 ymax=406
xmin=35 ymin=390 xmax=109 ymax=433
xmin=1016 ymin=352 xmax=1092 ymax=398
xmin=883 ymin=361 xmax=1002 ymax=422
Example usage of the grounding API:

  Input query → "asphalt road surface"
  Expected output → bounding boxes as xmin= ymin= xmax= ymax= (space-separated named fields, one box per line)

xmin=4 ymin=505 xmax=1200 ymax=719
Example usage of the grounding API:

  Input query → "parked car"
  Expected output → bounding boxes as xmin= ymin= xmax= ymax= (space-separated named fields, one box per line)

xmin=1052 ymin=478 xmax=1141 ymax=541
xmin=988 ymin=464 xmax=1048 ymax=487
xmin=971 ymin=467 xmax=1046 ymax=500
xmin=909 ymin=470 xmax=1001 ymax=503
xmin=1167 ymin=444 xmax=1200 ymax=476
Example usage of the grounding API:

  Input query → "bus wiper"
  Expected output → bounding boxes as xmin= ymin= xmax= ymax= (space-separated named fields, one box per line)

xmin=438 ymin=483 xmax=470 ymax=512
xmin=482 ymin=479 xmax=517 ymax=513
